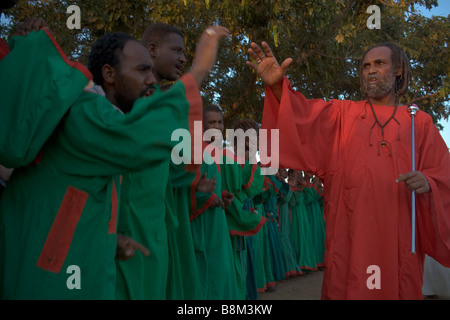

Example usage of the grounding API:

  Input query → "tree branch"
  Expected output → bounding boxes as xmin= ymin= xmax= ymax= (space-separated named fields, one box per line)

xmin=409 ymin=91 xmax=444 ymax=104
xmin=297 ymin=0 xmax=355 ymax=65
xmin=316 ymin=51 xmax=359 ymax=61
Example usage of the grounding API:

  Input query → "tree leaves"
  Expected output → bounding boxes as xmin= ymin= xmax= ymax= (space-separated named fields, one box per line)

xmin=0 ymin=0 xmax=448 ymax=127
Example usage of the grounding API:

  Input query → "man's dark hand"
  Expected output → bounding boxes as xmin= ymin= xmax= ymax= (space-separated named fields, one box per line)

xmin=116 ymin=233 xmax=150 ymax=261
xmin=15 ymin=18 xmax=50 ymax=36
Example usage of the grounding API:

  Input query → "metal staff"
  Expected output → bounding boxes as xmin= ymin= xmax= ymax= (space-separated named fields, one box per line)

xmin=409 ymin=104 xmax=419 ymax=254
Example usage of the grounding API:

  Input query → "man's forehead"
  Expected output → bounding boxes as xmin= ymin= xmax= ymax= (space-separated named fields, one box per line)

xmin=204 ymin=110 xmax=223 ymax=119
xmin=121 ymin=40 xmax=153 ymax=65
xmin=363 ymin=46 xmax=392 ymax=62
xmin=160 ymin=33 xmax=185 ymax=48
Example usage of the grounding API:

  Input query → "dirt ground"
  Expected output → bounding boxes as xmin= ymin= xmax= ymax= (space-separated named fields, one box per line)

xmin=257 ymin=270 xmax=450 ymax=300
xmin=257 ymin=270 xmax=324 ymax=300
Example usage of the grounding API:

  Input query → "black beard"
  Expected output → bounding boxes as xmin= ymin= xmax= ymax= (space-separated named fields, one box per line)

xmin=364 ymin=70 xmax=397 ymax=100
xmin=114 ymin=87 xmax=150 ymax=113
xmin=114 ymin=94 xmax=134 ymax=113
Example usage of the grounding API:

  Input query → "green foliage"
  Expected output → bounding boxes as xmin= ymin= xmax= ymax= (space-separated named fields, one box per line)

xmin=1 ymin=0 xmax=448 ymax=129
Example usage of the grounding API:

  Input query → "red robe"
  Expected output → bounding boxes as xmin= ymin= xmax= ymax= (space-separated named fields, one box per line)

xmin=0 ymin=39 xmax=9 ymax=60
xmin=262 ymin=77 xmax=450 ymax=299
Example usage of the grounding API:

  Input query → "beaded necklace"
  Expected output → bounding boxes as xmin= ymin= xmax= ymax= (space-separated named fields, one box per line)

xmin=366 ymin=98 xmax=400 ymax=155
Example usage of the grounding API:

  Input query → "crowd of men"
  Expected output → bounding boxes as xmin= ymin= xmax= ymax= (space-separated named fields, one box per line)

xmin=1 ymin=0 xmax=449 ymax=300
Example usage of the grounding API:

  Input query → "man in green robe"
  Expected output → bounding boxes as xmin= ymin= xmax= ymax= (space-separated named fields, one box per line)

xmin=116 ymin=23 xmax=197 ymax=300
xmin=288 ymin=170 xmax=317 ymax=272
xmin=116 ymin=23 xmax=219 ymax=300
xmin=276 ymin=169 xmax=302 ymax=278
xmin=221 ymin=119 xmax=266 ymax=299
xmin=0 ymin=23 xmax=229 ymax=299
xmin=188 ymin=105 xmax=238 ymax=299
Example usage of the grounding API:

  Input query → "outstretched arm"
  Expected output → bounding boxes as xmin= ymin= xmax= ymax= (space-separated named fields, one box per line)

xmin=189 ymin=26 xmax=230 ymax=87
xmin=246 ymin=41 xmax=293 ymax=102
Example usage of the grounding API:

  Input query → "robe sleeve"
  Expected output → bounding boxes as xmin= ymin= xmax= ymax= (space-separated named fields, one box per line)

xmin=220 ymin=150 xmax=266 ymax=236
xmin=0 ymin=29 xmax=91 ymax=167
xmin=189 ymin=151 xmax=219 ymax=221
xmin=54 ymin=73 xmax=202 ymax=176
xmin=262 ymin=77 xmax=342 ymax=177
xmin=242 ymin=161 xmax=264 ymax=199
xmin=169 ymin=83 xmax=204 ymax=188
xmin=416 ymin=112 xmax=450 ymax=266
xmin=0 ymin=38 xmax=9 ymax=60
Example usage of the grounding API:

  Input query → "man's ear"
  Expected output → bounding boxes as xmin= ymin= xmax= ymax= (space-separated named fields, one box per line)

xmin=102 ymin=64 xmax=116 ymax=85
xmin=147 ymin=42 xmax=158 ymax=58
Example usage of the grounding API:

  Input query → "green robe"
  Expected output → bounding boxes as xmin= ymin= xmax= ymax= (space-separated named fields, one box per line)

xmin=249 ymin=200 xmax=273 ymax=293
xmin=115 ymin=163 xmax=170 ymax=300
xmin=220 ymin=149 xmax=265 ymax=299
xmin=166 ymin=166 xmax=203 ymax=300
xmin=303 ymin=184 xmax=326 ymax=268
xmin=251 ymin=174 xmax=288 ymax=293
xmin=277 ymin=188 xmax=302 ymax=277
xmin=189 ymin=147 xmax=238 ymax=299
xmin=0 ymin=30 xmax=202 ymax=299
xmin=262 ymin=175 xmax=288 ymax=282
xmin=115 ymin=97 xmax=202 ymax=300
xmin=290 ymin=188 xmax=317 ymax=271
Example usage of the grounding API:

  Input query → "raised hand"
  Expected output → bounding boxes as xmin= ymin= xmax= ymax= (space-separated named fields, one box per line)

xmin=221 ymin=190 xmax=234 ymax=209
xmin=196 ymin=172 xmax=217 ymax=194
xmin=190 ymin=25 xmax=230 ymax=87
xmin=15 ymin=18 xmax=51 ymax=36
xmin=246 ymin=41 xmax=293 ymax=88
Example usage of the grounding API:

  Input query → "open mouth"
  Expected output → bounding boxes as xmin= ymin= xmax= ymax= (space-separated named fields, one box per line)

xmin=368 ymin=76 xmax=379 ymax=84
xmin=175 ymin=64 xmax=183 ymax=75
xmin=144 ymin=88 xmax=155 ymax=97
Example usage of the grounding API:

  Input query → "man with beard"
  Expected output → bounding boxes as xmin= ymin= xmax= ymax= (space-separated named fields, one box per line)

xmin=246 ymin=41 xmax=450 ymax=299
xmin=115 ymin=23 xmax=209 ymax=300
xmin=187 ymin=104 xmax=238 ymax=299
xmin=0 ymin=21 xmax=229 ymax=299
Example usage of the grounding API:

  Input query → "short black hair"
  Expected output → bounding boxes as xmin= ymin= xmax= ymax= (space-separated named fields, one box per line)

xmin=87 ymin=32 xmax=137 ymax=86
xmin=233 ymin=118 xmax=260 ymax=131
xmin=204 ymin=104 xmax=223 ymax=114
xmin=141 ymin=23 xmax=183 ymax=47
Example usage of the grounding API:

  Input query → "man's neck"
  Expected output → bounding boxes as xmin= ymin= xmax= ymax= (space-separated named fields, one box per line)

xmin=155 ymin=74 xmax=165 ymax=88
xmin=368 ymin=92 xmax=397 ymax=106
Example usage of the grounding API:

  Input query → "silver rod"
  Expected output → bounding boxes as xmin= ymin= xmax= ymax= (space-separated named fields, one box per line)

xmin=409 ymin=104 xmax=418 ymax=254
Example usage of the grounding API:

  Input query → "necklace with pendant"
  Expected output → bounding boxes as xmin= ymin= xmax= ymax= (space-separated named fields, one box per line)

xmin=367 ymin=99 xmax=400 ymax=154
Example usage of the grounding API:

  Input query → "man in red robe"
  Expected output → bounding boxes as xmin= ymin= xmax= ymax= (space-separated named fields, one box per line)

xmin=246 ymin=41 xmax=450 ymax=299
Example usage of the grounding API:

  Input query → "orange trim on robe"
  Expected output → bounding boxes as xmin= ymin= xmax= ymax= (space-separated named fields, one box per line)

xmin=108 ymin=179 xmax=118 ymax=234
xmin=180 ymin=74 xmax=203 ymax=173
xmin=37 ymin=186 xmax=88 ymax=273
